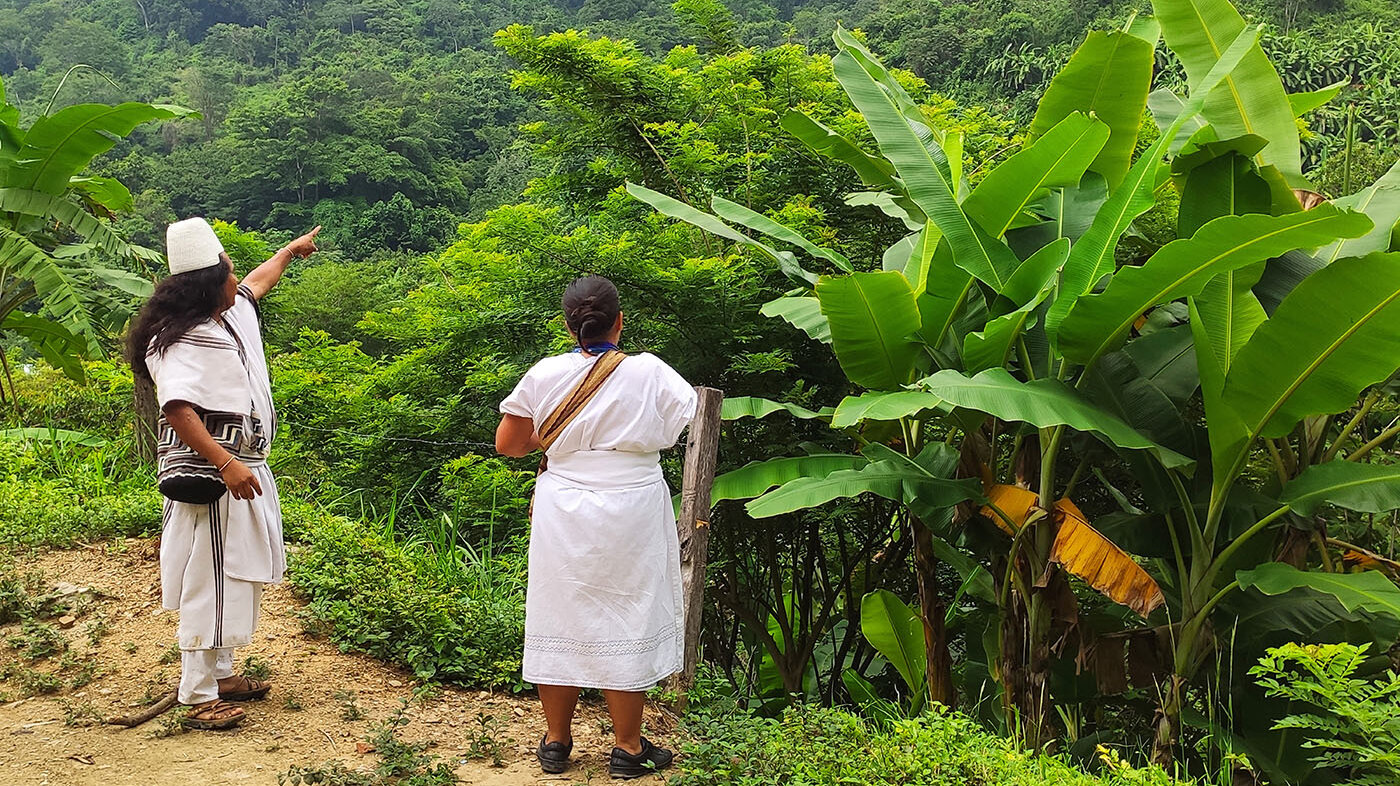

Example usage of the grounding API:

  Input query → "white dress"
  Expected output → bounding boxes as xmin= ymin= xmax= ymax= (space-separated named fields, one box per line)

xmin=148 ymin=284 xmax=284 ymax=652
xmin=500 ymin=351 xmax=697 ymax=690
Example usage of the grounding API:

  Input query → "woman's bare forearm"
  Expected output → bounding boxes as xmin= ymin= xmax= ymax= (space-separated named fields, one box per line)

xmin=239 ymin=247 xmax=295 ymax=301
xmin=164 ymin=402 xmax=234 ymax=468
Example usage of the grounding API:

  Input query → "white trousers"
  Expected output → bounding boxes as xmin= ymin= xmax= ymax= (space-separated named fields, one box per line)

xmin=179 ymin=647 xmax=236 ymax=704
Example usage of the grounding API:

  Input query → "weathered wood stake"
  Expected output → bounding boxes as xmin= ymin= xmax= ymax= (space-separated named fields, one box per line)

xmin=670 ymin=386 xmax=722 ymax=708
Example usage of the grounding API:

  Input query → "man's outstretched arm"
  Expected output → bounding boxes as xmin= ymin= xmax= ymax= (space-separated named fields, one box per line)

xmin=239 ymin=226 xmax=322 ymax=300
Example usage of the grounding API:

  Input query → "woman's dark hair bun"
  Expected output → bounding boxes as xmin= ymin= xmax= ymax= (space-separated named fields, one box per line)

xmin=562 ymin=276 xmax=620 ymax=345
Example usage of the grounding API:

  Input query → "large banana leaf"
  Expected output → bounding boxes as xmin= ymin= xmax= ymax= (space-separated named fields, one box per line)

xmin=0 ymin=426 xmax=106 ymax=447
xmin=817 ymin=271 xmax=922 ymax=390
xmin=0 ymin=226 xmax=93 ymax=342
xmin=860 ymin=590 xmax=927 ymax=713
xmin=0 ymin=188 xmax=158 ymax=263
xmin=1280 ymin=462 xmax=1400 ymax=516
xmin=721 ymin=397 xmax=829 ymax=422
xmin=1218 ymin=253 xmax=1400 ymax=484
xmin=69 ymin=175 xmax=134 ymax=213
xmin=779 ymin=110 xmax=901 ymax=192
xmin=1026 ymin=31 xmax=1154 ymax=189
xmin=830 ymin=390 xmax=945 ymax=428
xmin=1194 ymin=265 xmax=1266 ymax=384
xmin=711 ymin=454 xmax=868 ymax=506
xmin=1237 ymin=563 xmax=1400 ymax=622
xmin=0 ymin=312 xmax=87 ymax=381
xmin=747 ymin=458 xmax=979 ymax=518
xmin=1122 ymin=323 xmax=1199 ymax=405
xmin=1056 ymin=205 xmax=1371 ymax=365
xmin=625 ymin=183 xmax=816 ymax=284
xmin=1148 ymin=89 xmax=1209 ymax=156
xmin=1317 ymin=159 xmax=1400 ymax=264
xmin=999 ymin=237 xmax=1070 ymax=310
xmin=1287 ymin=80 xmax=1347 ymax=118
xmin=963 ymin=247 xmax=1060 ymax=376
xmin=963 ymin=113 xmax=1109 ymax=239
xmin=831 ymin=27 xmax=945 ymax=151
xmin=1154 ymin=0 xmax=1302 ymax=182
xmin=918 ymin=368 xmax=1192 ymax=468
xmin=831 ymin=36 xmax=1020 ymax=290
xmin=1176 ymin=151 xmax=1271 ymax=237
xmin=760 ymin=295 xmax=830 ymax=343
xmin=915 ymin=241 xmax=977 ymax=350
xmin=711 ymin=195 xmax=854 ymax=272
xmin=1048 ymin=25 xmax=1263 ymax=339
xmin=1052 ymin=498 xmax=1165 ymax=617
xmin=7 ymin=102 xmax=197 ymax=195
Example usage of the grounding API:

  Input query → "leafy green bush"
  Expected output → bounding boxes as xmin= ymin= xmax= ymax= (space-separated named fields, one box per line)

xmin=1250 ymin=642 xmax=1400 ymax=785
xmin=287 ymin=510 xmax=524 ymax=689
xmin=676 ymin=703 xmax=1179 ymax=786
xmin=0 ymin=440 xmax=161 ymax=550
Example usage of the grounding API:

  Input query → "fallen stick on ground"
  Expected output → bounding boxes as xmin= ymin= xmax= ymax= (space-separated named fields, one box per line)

xmin=107 ymin=690 xmax=178 ymax=727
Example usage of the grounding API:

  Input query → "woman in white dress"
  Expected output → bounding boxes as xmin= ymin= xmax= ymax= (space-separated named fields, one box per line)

xmin=496 ymin=276 xmax=697 ymax=778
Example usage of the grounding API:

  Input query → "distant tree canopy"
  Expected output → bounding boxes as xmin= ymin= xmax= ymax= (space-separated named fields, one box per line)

xmin=0 ymin=0 xmax=1390 ymax=254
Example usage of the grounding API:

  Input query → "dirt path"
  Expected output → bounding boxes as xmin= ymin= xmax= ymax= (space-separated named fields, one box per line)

xmin=0 ymin=542 xmax=678 ymax=785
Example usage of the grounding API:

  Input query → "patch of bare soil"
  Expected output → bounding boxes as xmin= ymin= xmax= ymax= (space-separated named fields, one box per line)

xmin=0 ymin=541 xmax=678 ymax=785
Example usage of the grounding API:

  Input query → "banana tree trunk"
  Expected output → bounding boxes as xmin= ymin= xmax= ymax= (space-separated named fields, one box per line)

xmin=999 ymin=572 xmax=1054 ymax=747
xmin=911 ymin=517 xmax=955 ymax=706
xmin=1152 ymin=674 xmax=1186 ymax=768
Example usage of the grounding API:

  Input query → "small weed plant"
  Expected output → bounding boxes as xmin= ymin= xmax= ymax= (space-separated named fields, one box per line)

xmin=279 ymin=699 xmax=457 ymax=786
xmin=336 ymin=689 xmax=365 ymax=721
xmin=1251 ymin=642 xmax=1400 ymax=785
xmin=242 ymin=655 xmax=273 ymax=681
xmin=465 ymin=712 xmax=512 ymax=767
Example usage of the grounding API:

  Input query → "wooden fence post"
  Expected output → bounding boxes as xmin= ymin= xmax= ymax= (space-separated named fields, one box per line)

xmin=671 ymin=386 xmax=722 ymax=708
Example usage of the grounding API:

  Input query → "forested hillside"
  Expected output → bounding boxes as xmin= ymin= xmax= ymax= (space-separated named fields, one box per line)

xmin=3 ymin=0 xmax=1400 ymax=783
xmin=1 ymin=0 xmax=1393 ymax=254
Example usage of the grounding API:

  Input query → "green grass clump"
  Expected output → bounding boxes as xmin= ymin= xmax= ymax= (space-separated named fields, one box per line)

xmin=676 ymin=704 xmax=1181 ymax=786
xmin=0 ymin=440 xmax=161 ymax=551
xmin=288 ymin=512 xmax=524 ymax=689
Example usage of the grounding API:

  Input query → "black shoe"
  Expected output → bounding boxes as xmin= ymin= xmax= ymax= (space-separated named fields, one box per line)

xmin=609 ymin=737 xmax=674 ymax=779
xmin=537 ymin=734 xmax=573 ymax=774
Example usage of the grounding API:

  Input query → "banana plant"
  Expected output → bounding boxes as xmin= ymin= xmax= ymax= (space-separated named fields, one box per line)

xmin=0 ymin=74 xmax=194 ymax=404
xmin=633 ymin=14 xmax=1255 ymax=746
xmin=632 ymin=0 xmax=1400 ymax=767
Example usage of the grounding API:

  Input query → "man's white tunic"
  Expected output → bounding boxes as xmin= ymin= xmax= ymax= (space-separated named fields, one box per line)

xmin=501 ymin=352 xmax=697 ymax=691
xmin=148 ymin=285 xmax=284 ymax=654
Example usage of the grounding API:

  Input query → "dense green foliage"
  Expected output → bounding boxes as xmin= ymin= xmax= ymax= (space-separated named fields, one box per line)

xmin=0 ymin=0 xmax=1391 ymax=256
xmin=287 ymin=508 xmax=526 ymax=689
xmin=1250 ymin=643 xmax=1400 ymax=785
xmin=677 ymin=702 xmax=1179 ymax=785
xmin=1 ymin=0 xmax=1399 ymax=784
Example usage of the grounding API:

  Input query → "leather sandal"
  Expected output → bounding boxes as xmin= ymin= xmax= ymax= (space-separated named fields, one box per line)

xmin=218 ymin=675 xmax=272 ymax=701
xmin=183 ymin=699 xmax=245 ymax=730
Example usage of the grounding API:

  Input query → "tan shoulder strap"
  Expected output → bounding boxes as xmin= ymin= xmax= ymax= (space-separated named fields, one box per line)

xmin=536 ymin=350 xmax=627 ymax=452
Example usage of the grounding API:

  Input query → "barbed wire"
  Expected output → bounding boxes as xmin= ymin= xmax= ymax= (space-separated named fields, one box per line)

xmin=283 ymin=421 xmax=498 ymax=451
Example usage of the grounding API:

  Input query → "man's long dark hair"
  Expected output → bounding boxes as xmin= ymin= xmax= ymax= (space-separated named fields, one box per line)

xmin=126 ymin=261 xmax=230 ymax=381
xmin=562 ymin=275 xmax=620 ymax=346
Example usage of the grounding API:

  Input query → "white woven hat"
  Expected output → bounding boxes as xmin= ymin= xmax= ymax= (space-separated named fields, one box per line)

xmin=166 ymin=217 xmax=225 ymax=275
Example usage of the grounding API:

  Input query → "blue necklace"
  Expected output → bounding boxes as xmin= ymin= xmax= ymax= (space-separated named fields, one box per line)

xmin=571 ymin=341 xmax=619 ymax=355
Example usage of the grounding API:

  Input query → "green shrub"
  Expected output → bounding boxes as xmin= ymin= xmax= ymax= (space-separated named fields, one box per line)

xmin=0 ymin=440 xmax=161 ymax=550
xmin=1250 ymin=642 xmax=1400 ymax=786
xmin=676 ymin=703 xmax=1180 ymax=786
xmin=287 ymin=512 xmax=524 ymax=689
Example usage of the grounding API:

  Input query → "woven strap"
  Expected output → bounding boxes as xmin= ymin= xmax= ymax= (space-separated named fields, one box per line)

xmin=536 ymin=350 xmax=627 ymax=452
